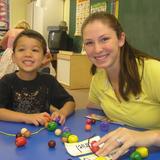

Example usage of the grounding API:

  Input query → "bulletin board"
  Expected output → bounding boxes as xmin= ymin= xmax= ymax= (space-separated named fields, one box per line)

xmin=75 ymin=0 xmax=90 ymax=36
xmin=0 ymin=0 xmax=9 ymax=39
xmin=90 ymin=1 xmax=107 ymax=13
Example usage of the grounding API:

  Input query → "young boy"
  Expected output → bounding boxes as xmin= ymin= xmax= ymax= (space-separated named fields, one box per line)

xmin=0 ymin=29 xmax=75 ymax=126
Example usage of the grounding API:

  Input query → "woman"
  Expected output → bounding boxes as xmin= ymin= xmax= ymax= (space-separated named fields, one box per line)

xmin=0 ymin=20 xmax=30 ymax=50
xmin=81 ymin=11 xmax=160 ymax=160
xmin=0 ymin=20 xmax=30 ymax=78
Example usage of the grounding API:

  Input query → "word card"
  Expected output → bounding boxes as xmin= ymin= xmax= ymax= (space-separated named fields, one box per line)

xmin=65 ymin=136 xmax=100 ymax=156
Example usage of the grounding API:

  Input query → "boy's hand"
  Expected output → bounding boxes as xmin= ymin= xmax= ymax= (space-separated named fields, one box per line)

xmin=24 ymin=112 xmax=51 ymax=126
xmin=51 ymin=110 xmax=66 ymax=125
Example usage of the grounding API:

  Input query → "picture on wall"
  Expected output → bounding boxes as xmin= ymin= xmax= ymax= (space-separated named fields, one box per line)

xmin=91 ymin=2 xmax=107 ymax=13
xmin=75 ymin=0 xmax=90 ymax=36
xmin=0 ymin=0 xmax=9 ymax=39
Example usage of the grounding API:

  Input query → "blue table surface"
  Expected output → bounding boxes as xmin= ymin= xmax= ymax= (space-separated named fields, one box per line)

xmin=0 ymin=109 xmax=159 ymax=160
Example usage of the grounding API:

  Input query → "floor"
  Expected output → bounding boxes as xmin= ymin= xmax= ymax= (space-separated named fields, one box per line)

xmin=66 ymin=88 xmax=89 ymax=110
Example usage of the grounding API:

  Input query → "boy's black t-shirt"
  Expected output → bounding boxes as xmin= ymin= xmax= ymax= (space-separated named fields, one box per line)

xmin=0 ymin=72 xmax=74 ymax=113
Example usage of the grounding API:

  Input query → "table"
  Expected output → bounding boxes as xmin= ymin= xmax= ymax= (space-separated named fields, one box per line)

xmin=0 ymin=109 xmax=159 ymax=160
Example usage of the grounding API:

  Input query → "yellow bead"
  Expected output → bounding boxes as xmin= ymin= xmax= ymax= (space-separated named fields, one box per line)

xmin=95 ymin=156 xmax=111 ymax=160
xmin=136 ymin=146 xmax=149 ymax=158
xmin=68 ymin=134 xmax=79 ymax=143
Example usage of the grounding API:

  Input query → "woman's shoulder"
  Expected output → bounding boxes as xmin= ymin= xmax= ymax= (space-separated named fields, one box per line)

xmin=140 ymin=58 xmax=160 ymax=79
xmin=143 ymin=58 xmax=160 ymax=70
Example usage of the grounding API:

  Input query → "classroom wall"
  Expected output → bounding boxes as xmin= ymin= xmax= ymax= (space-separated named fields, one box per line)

xmin=26 ymin=0 xmax=64 ymax=39
xmin=10 ymin=0 xmax=30 ymax=28
xmin=42 ymin=0 xmax=64 ymax=39
xmin=10 ymin=0 xmax=68 ymax=40
xmin=64 ymin=0 xmax=70 ymax=29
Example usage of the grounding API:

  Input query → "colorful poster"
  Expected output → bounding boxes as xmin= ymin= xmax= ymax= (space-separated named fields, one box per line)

xmin=0 ymin=0 xmax=9 ymax=39
xmin=91 ymin=2 xmax=107 ymax=13
xmin=75 ymin=0 xmax=90 ymax=36
xmin=0 ymin=0 xmax=9 ymax=30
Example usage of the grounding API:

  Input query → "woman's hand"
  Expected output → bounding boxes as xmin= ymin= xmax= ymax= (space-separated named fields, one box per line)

xmin=95 ymin=127 xmax=157 ymax=160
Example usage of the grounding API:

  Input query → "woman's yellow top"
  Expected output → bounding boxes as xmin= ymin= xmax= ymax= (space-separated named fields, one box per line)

xmin=89 ymin=59 xmax=160 ymax=129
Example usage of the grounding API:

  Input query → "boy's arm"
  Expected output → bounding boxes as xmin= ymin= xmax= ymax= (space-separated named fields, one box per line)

xmin=0 ymin=108 xmax=27 ymax=122
xmin=0 ymin=108 xmax=50 ymax=126
xmin=50 ymin=101 xmax=75 ymax=125
xmin=50 ymin=101 xmax=75 ymax=117
xmin=59 ymin=101 xmax=75 ymax=117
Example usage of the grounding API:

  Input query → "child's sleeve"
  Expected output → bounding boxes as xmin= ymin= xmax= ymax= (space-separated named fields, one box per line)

xmin=0 ymin=77 xmax=11 ymax=107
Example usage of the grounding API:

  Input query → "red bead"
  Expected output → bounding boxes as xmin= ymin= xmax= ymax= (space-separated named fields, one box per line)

xmin=48 ymin=140 xmax=56 ymax=148
xmin=86 ymin=119 xmax=92 ymax=124
xmin=91 ymin=140 xmax=97 ymax=146
xmin=15 ymin=137 xmax=27 ymax=147
xmin=90 ymin=141 xmax=100 ymax=153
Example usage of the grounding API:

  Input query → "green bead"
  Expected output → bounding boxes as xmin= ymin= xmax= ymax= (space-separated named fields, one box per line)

xmin=47 ymin=121 xmax=57 ymax=131
xmin=62 ymin=131 xmax=71 ymax=138
xmin=130 ymin=151 xmax=142 ymax=160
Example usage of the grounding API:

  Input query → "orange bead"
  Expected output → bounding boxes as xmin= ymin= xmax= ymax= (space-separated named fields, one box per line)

xmin=85 ymin=124 xmax=92 ymax=131
xmin=23 ymin=130 xmax=31 ymax=138
xmin=61 ymin=137 xmax=68 ymax=143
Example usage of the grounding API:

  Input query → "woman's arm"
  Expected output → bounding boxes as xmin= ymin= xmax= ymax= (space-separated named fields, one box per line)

xmin=95 ymin=128 xmax=160 ymax=160
xmin=0 ymin=32 xmax=9 ymax=49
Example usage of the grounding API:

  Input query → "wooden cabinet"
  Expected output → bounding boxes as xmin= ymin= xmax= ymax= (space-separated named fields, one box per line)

xmin=57 ymin=51 xmax=92 ymax=89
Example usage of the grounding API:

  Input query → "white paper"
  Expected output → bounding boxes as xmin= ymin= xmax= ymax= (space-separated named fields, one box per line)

xmin=65 ymin=136 xmax=100 ymax=156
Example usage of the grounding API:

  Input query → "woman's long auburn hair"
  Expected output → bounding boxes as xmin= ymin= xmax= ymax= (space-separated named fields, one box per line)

xmin=81 ymin=11 xmax=160 ymax=101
